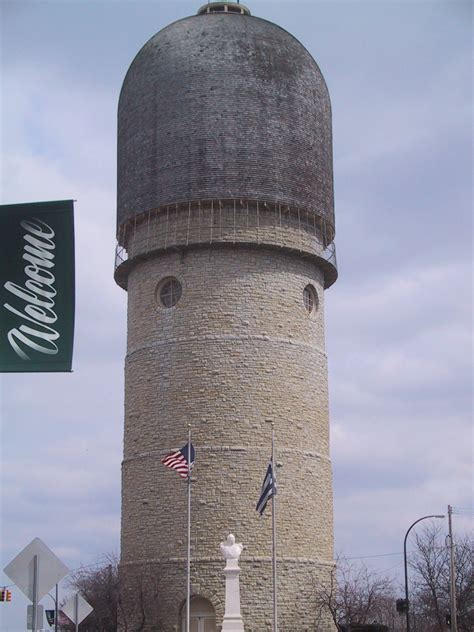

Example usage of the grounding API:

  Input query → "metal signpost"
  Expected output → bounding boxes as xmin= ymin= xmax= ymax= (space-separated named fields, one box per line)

xmin=32 ymin=555 xmax=39 ymax=631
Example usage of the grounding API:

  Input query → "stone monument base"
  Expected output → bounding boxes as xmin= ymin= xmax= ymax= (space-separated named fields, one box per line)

xmin=222 ymin=617 xmax=245 ymax=632
xmin=220 ymin=535 xmax=245 ymax=632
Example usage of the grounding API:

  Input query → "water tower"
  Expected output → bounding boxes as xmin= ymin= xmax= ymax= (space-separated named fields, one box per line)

xmin=115 ymin=2 xmax=337 ymax=630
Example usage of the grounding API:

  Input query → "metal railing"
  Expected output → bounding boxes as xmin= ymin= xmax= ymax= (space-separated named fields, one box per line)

xmin=115 ymin=197 xmax=337 ymax=276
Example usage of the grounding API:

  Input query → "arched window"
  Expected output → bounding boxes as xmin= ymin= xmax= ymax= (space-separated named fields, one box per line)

xmin=181 ymin=596 xmax=216 ymax=632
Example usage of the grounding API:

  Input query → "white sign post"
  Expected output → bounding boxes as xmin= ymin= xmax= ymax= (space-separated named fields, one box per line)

xmin=3 ymin=538 xmax=69 ymax=632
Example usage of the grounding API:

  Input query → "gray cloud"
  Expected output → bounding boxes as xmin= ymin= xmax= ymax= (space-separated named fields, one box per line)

xmin=1 ymin=2 xmax=471 ymax=629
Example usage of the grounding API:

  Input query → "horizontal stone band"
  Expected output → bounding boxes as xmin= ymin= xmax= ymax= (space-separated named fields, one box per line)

xmin=122 ymin=446 xmax=331 ymax=465
xmin=126 ymin=333 xmax=327 ymax=362
xmin=120 ymin=556 xmax=335 ymax=567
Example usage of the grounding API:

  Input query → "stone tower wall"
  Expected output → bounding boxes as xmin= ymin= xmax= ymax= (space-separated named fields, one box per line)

xmin=120 ymin=245 xmax=335 ymax=630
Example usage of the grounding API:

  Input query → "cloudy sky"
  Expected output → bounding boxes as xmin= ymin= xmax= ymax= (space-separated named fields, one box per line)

xmin=0 ymin=0 xmax=472 ymax=629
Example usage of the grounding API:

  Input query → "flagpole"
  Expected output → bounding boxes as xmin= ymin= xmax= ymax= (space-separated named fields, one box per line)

xmin=186 ymin=424 xmax=192 ymax=632
xmin=271 ymin=423 xmax=278 ymax=632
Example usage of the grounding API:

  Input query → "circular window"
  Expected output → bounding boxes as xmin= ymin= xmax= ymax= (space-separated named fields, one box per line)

xmin=303 ymin=284 xmax=318 ymax=314
xmin=157 ymin=278 xmax=182 ymax=308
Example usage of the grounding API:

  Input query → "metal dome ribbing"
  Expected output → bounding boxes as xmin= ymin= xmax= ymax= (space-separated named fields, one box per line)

xmin=117 ymin=11 xmax=334 ymax=234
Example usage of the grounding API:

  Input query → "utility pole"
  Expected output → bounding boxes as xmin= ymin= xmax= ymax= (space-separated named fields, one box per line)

xmin=447 ymin=505 xmax=458 ymax=632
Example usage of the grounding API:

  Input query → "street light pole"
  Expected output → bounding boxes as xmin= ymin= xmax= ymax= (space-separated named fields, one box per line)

xmin=47 ymin=584 xmax=59 ymax=632
xmin=403 ymin=514 xmax=445 ymax=632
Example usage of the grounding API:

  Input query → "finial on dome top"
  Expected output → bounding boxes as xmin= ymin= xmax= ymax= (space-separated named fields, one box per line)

xmin=197 ymin=2 xmax=251 ymax=16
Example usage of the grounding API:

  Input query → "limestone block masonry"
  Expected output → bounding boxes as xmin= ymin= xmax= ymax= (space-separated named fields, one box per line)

xmin=116 ymin=4 xmax=338 ymax=631
xmin=120 ymin=246 xmax=334 ymax=630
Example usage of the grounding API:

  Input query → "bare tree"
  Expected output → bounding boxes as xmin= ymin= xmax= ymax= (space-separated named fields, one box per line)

xmin=60 ymin=555 xmax=164 ymax=632
xmin=409 ymin=525 xmax=448 ymax=631
xmin=61 ymin=554 xmax=119 ymax=632
xmin=117 ymin=565 xmax=162 ymax=632
xmin=453 ymin=534 xmax=474 ymax=632
xmin=409 ymin=524 xmax=473 ymax=632
xmin=314 ymin=555 xmax=395 ymax=631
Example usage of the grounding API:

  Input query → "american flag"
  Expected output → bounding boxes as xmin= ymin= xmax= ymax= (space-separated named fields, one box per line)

xmin=256 ymin=462 xmax=276 ymax=515
xmin=161 ymin=442 xmax=195 ymax=479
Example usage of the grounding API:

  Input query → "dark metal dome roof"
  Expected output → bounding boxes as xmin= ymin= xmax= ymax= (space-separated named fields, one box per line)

xmin=117 ymin=9 xmax=334 ymax=233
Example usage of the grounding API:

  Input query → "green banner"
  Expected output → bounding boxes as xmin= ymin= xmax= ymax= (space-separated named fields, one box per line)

xmin=0 ymin=200 xmax=75 ymax=372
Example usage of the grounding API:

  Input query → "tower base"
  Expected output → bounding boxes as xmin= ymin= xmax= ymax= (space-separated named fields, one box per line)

xmin=118 ymin=558 xmax=336 ymax=632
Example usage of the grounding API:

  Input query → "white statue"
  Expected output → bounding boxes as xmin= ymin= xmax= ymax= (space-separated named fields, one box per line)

xmin=220 ymin=534 xmax=243 ymax=561
xmin=220 ymin=534 xmax=245 ymax=631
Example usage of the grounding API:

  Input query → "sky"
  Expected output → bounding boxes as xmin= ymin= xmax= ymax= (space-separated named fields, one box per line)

xmin=0 ymin=0 xmax=472 ymax=629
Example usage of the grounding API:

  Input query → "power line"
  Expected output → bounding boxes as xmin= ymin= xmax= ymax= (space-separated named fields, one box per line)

xmin=346 ymin=552 xmax=403 ymax=560
xmin=380 ymin=559 xmax=405 ymax=573
xmin=69 ymin=559 xmax=112 ymax=572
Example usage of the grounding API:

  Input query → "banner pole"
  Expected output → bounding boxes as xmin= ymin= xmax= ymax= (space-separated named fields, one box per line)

xmin=271 ymin=423 xmax=278 ymax=632
xmin=186 ymin=425 xmax=192 ymax=632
